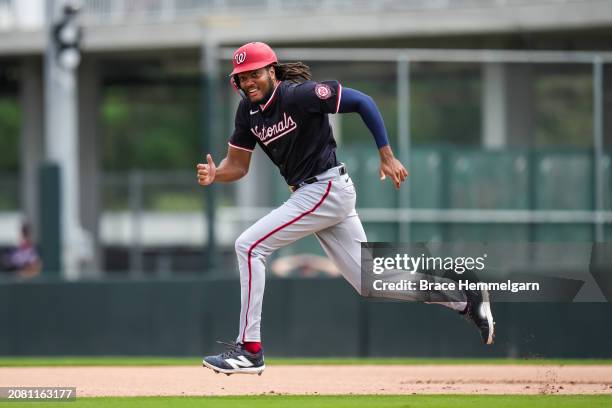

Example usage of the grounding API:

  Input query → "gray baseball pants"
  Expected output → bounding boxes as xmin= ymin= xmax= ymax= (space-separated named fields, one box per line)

xmin=234 ymin=165 xmax=465 ymax=343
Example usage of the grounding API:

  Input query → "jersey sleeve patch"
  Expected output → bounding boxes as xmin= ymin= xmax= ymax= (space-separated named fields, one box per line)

xmin=291 ymin=80 xmax=341 ymax=115
xmin=315 ymin=83 xmax=333 ymax=100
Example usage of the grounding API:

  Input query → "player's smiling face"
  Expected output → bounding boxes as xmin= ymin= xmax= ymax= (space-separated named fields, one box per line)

xmin=238 ymin=66 xmax=277 ymax=104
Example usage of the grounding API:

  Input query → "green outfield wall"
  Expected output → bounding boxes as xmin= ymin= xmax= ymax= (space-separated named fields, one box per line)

xmin=1 ymin=278 xmax=611 ymax=358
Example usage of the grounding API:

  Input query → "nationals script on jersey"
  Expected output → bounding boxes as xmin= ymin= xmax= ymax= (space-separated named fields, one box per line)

xmin=229 ymin=80 xmax=342 ymax=186
xmin=250 ymin=112 xmax=297 ymax=145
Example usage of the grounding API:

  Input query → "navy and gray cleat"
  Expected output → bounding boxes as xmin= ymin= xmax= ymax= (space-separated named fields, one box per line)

xmin=461 ymin=288 xmax=495 ymax=345
xmin=202 ymin=341 xmax=265 ymax=375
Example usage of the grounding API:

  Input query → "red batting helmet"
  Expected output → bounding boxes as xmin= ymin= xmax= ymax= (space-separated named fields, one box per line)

xmin=230 ymin=42 xmax=278 ymax=76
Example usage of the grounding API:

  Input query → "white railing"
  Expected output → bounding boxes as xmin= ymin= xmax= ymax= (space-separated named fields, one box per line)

xmin=1 ymin=208 xmax=611 ymax=246
xmin=0 ymin=0 xmax=15 ymax=30
xmin=0 ymin=0 xmax=597 ymax=31
xmin=79 ymin=0 xmax=580 ymax=25
xmin=0 ymin=0 xmax=43 ymax=31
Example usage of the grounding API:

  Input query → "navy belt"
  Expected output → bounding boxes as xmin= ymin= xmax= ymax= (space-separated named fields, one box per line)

xmin=289 ymin=166 xmax=346 ymax=193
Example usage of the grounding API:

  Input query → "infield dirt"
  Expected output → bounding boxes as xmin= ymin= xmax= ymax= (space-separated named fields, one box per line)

xmin=2 ymin=365 xmax=612 ymax=396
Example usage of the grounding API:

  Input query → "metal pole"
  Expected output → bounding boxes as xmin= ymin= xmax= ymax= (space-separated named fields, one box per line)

xmin=129 ymin=170 xmax=144 ymax=277
xmin=397 ymin=56 xmax=411 ymax=242
xmin=201 ymin=39 xmax=218 ymax=272
xmin=593 ymin=56 xmax=605 ymax=242
xmin=38 ymin=162 xmax=62 ymax=275
xmin=44 ymin=0 xmax=91 ymax=280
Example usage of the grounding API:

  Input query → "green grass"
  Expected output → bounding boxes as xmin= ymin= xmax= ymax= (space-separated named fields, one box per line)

xmin=2 ymin=395 xmax=612 ymax=408
xmin=1 ymin=356 xmax=611 ymax=367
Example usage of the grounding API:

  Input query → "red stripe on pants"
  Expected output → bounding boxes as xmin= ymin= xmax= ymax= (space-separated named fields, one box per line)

xmin=241 ymin=181 xmax=333 ymax=343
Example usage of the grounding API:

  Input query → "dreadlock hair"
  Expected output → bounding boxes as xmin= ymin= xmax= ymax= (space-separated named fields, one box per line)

xmin=273 ymin=62 xmax=312 ymax=83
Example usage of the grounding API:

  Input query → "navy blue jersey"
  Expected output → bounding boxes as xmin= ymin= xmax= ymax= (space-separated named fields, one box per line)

xmin=229 ymin=80 xmax=342 ymax=186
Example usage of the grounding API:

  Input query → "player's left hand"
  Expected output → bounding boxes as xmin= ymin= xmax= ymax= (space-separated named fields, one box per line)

xmin=378 ymin=146 xmax=408 ymax=190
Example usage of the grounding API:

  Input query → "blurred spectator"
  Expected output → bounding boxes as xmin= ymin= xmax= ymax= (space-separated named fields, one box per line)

xmin=271 ymin=254 xmax=339 ymax=278
xmin=1 ymin=223 xmax=42 ymax=279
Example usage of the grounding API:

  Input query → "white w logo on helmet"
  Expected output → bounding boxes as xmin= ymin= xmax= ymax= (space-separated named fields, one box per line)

xmin=235 ymin=51 xmax=247 ymax=65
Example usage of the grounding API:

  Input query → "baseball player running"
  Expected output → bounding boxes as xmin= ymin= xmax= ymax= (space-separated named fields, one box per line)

xmin=197 ymin=42 xmax=494 ymax=376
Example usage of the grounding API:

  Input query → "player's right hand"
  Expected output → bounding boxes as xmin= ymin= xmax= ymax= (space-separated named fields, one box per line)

xmin=196 ymin=154 xmax=216 ymax=186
